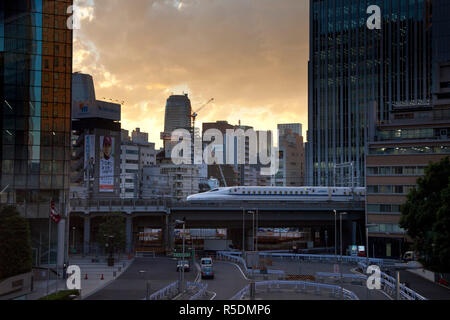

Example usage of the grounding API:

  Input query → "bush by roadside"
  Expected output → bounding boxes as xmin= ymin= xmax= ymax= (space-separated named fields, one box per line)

xmin=39 ymin=290 xmax=80 ymax=300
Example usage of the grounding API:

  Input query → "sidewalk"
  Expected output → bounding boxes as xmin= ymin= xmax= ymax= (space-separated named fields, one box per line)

xmin=26 ymin=257 xmax=134 ymax=300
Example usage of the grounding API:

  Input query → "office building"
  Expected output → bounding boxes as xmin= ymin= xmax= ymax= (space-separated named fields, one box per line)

xmin=366 ymin=62 xmax=450 ymax=258
xmin=308 ymin=0 xmax=440 ymax=187
xmin=274 ymin=124 xmax=305 ymax=186
xmin=120 ymin=128 xmax=156 ymax=199
xmin=71 ymin=73 xmax=122 ymax=199
xmin=0 ymin=0 xmax=73 ymax=267
xmin=162 ymin=94 xmax=192 ymax=158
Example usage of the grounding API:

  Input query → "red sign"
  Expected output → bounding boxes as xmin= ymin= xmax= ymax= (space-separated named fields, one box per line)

xmin=50 ymin=200 xmax=61 ymax=224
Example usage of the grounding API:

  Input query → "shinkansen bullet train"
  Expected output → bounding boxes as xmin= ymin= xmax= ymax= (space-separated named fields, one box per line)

xmin=186 ymin=186 xmax=365 ymax=202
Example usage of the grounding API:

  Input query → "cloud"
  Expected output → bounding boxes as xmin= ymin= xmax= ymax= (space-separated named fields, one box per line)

xmin=73 ymin=0 xmax=309 ymax=147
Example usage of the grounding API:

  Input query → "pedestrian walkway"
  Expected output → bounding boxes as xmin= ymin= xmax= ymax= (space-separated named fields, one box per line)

xmin=26 ymin=256 xmax=134 ymax=300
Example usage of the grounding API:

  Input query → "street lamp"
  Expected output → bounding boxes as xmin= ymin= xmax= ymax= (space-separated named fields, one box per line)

xmin=175 ymin=219 xmax=186 ymax=292
xmin=365 ymin=223 xmax=378 ymax=300
xmin=339 ymin=212 xmax=347 ymax=299
xmin=248 ymin=210 xmax=256 ymax=252
xmin=242 ymin=208 xmax=245 ymax=254
xmin=332 ymin=210 xmax=337 ymax=258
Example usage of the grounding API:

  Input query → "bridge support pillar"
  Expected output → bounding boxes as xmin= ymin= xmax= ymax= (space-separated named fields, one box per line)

xmin=163 ymin=214 xmax=169 ymax=253
xmin=83 ymin=216 xmax=90 ymax=256
xmin=126 ymin=216 xmax=133 ymax=254
xmin=352 ymin=221 xmax=357 ymax=245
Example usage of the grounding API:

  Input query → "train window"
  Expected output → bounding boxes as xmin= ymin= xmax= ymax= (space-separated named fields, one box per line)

xmin=263 ymin=191 xmax=266 ymax=194
xmin=295 ymin=191 xmax=298 ymax=194
xmin=242 ymin=191 xmax=246 ymax=194
xmin=268 ymin=191 xmax=271 ymax=194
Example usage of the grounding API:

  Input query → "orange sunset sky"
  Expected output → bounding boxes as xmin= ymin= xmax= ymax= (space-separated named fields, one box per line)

xmin=73 ymin=0 xmax=310 ymax=148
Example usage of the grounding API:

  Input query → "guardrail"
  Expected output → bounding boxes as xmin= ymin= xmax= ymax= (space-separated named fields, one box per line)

xmin=219 ymin=251 xmax=397 ymax=267
xmin=147 ymin=281 xmax=179 ymax=300
xmin=187 ymin=282 xmax=208 ymax=300
xmin=230 ymin=280 xmax=359 ymax=300
xmin=135 ymin=251 xmax=156 ymax=258
xmin=357 ymin=261 xmax=427 ymax=300
xmin=216 ymin=252 xmax=285 ymax=279
xmin=316 ymin=272 xmax=367 ymax=282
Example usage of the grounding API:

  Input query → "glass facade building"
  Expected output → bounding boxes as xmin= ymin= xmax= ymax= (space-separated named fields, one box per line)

xmin=307 ymin=0 xmax=435 ymax=186
xmin=1 ymin=0 xmax=73 ymax=263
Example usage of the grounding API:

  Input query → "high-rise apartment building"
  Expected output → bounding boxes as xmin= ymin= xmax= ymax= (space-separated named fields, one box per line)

xmin=0 ymin=0 xmax=73 ymax=267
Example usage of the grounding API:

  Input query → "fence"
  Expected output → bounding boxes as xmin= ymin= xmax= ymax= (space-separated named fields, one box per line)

xmin=230 ymin=280 xmax=359 ymax=300
xmin=147 ymin=281 xmax=179 ymax=300
xmin=357 ymin=261 xmax=427 ymax=300
xmin=135 ymin=251 xmax=156 ymax=258
xmin=186 ymin=282 xmax=208 ymax=300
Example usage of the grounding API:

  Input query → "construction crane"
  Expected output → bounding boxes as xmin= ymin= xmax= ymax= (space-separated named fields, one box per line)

xmin=189 ymin=98 xmax=227 ymax=187
xmin=191 ymin=98 xmax=214 ymax=130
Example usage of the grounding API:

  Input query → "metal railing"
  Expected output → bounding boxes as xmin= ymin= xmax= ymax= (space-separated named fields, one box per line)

xmin=147 ymin=281 xmax=179 ymax=300
xmin=187 ymin=282 xmax=208 ymax=300
xmin=357 ymin=261 xmax=427 ymax=300
xmin=219 ymin=251 xmax=397 ymax=267
xmin=70 ymin=198 xmax=364 ymax=211
xmin=230 ymin=280 xmax=359 ymax=300
xmin=316 ymin=272 xmax=367 ymax=282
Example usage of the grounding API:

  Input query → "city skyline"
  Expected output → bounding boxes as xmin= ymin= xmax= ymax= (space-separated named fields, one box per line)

xmin=73 ymin=0 xmax=310 ymax=148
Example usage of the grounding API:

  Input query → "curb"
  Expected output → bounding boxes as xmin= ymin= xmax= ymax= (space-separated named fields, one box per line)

xmin=80 ymin=258 xmax=135 ymax=300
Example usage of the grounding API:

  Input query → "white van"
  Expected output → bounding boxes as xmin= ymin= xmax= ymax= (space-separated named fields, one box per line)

xmin=200 ymin=257 xmax=213 ymax=267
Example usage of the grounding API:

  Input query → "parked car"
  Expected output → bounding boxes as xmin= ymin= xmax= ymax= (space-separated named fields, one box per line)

xmin=201 ymin=266 xmax=214 ymax=279
xmin=176 ymin=260 xmax=190 ymax=272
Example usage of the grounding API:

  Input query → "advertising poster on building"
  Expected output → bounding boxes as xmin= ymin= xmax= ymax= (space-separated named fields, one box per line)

xmin=99 ymin=136 xmax=114 ymax=192
xmin=84 ymin=135 xmax=95 ymax=181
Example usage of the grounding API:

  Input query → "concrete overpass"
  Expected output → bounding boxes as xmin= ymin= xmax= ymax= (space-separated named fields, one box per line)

xmin=69 ymin=198 xmax=365 ymax=255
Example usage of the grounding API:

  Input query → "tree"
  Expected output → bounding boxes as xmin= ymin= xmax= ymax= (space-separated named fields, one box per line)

xmin=0 ymin=206 xmax=33 ymax=280
xmin=97 ymin=215 xmax=126 ymax=253
xmin=400 ymin=156 xmax=450 ymax=272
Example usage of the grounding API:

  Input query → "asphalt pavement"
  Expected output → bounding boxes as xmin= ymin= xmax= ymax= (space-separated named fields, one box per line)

xmin=200 ymin=261 xmax=249 ymax=300
xmin=86 ymin=257 xmax=196 ymax=300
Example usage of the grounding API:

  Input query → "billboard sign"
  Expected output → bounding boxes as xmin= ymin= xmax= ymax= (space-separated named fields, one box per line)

xmin=84 ymin=135 xmax=95 ymax=181
xmin=99 ymin=136 xmax=114 ymax=192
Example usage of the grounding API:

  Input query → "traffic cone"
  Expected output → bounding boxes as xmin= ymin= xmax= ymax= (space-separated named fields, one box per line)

xmin=85 ymin=274 xmax=88 ymax=280
xmin=101 ymin=274 xmax=104 ymax=280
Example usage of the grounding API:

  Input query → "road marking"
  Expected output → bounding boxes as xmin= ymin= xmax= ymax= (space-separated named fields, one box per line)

xmin=221 ymin=261 xmax=250 ymax=281
xmin=0 ymin=185 xmax=9 ymax=195
xmin=208 ymin=290 xmax=217 ymax=300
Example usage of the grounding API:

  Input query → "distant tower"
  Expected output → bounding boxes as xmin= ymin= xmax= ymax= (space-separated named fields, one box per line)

xmin=163 ymin=94 xmax=192 ymax=158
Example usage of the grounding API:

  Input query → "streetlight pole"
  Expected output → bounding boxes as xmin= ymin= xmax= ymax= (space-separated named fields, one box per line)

xmin=72 ymin=227 xmax=76 ymax=252
xmin=340 ymin=212 xmax=347 ymax=299
xmin=256 ymin=209 xmax=259 ymax=251
xmin=175 ymin=219 xmax=186 ymax=292
xmin=333 ymin=210 xmax=337 ymax=258
xmin=242 ymin=208 xmax=245 ymax=254
xmin=182 ymin=222 xmax=185 ymax=292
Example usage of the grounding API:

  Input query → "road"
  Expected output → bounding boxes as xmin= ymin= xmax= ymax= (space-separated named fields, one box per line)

xmin=199 ymin=261 xmax=249 ymax=300
xmin=86 ymin=257 xmax=196 ymax=300
xmin=398 ymin=270 xmax=450 ymax=300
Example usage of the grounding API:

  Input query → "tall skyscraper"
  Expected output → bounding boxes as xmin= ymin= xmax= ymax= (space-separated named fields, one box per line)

xmin=162 ymin=94 xmax=192 ymax=158
xmin=0 ymin=0 xmax=73 ymax=266
xmin=308 ymin=0 xmax=440 ymax=186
